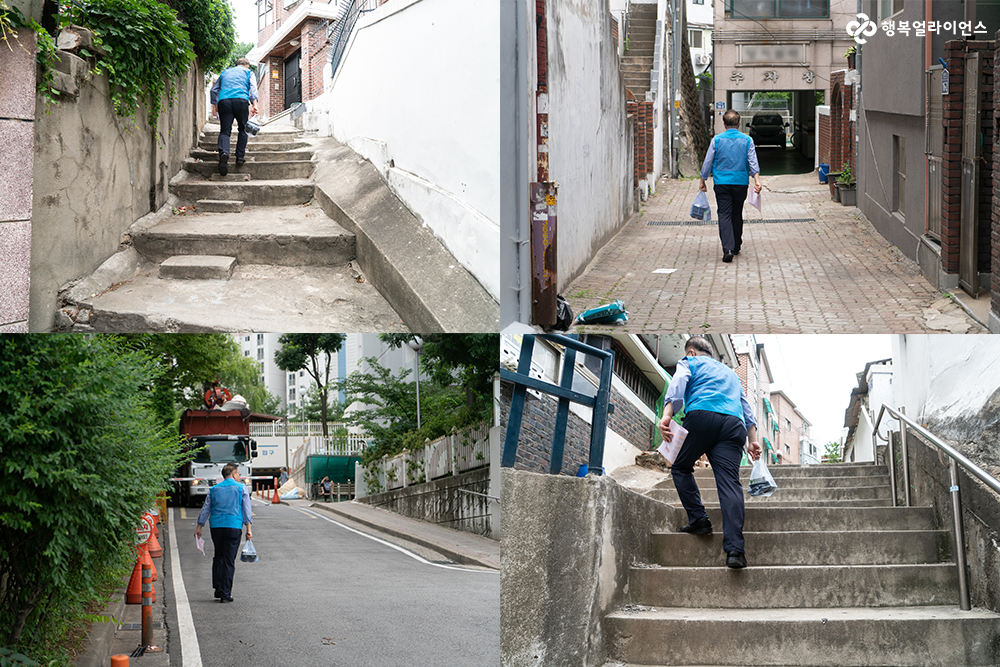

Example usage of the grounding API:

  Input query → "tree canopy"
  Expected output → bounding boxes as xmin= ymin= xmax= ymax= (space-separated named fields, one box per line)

xmin=274 ymin=334 xmax=346 ymax=435
xmin=0 ymin=335 xmax=184 ymax=659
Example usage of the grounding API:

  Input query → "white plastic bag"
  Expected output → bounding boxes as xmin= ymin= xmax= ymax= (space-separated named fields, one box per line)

xmin=747 ymin=457 xmax=777 ymax=497
xmin=240 ymin=539 xmax=258 ymax=562
xmin=690 ymin=191 xmax=712 ymax=221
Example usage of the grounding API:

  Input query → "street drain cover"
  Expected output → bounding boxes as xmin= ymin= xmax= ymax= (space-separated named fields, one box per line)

xmin=647 ymin=218 xmax=816 ymax=226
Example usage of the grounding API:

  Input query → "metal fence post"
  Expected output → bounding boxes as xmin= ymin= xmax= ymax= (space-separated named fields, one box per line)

xmin=900 ymin=407 xmax=911 ymax=507
xmin=949 ymin=459 xmax=971 ymax=610
xmin=588 ymin=349 xmax=614 ymax=474
xmin=549 ymin=341 xmax=577 ymax=474
xmin=502 ymin=335 xmax=536 ymax=467
xmin=887 ymin=430 xmax=897 ymax=508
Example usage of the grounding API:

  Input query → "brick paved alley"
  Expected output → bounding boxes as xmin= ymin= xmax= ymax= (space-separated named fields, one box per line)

xmin=565 ymin=172 xmax=986 ymax=333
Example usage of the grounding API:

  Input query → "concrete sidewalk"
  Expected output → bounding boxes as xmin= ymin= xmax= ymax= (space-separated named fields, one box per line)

xmin=283 ymin=497 xmax=499 ymax=570
xmin=565 ymin=172 xmax=987 ymax=333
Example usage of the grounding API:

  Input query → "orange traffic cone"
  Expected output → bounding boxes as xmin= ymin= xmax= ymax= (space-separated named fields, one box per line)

xmin=140 ymin=542 xmax=158 ymax=583
xmin=146 ymin=521 xmax=163 ymax=558
xmin=271 ymin=477 xmax=281 ymax=504
xmin=125 ymin=553 xmax=143 ymax=604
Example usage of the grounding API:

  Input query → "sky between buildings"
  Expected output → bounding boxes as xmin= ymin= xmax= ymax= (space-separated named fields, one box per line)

xmin=234 ymin=0 xmax=258 ymax=45
xmin=755 ymin=335 xmax=893 ymax=448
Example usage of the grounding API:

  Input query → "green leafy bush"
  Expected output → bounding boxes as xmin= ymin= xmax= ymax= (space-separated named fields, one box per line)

xmin=64 ymin=0 xmax=196 ymax=126
xmin=0 ymin=335 xmax=184 ymax=658
xmin=171 ymin=0 xmax=236 ymax=73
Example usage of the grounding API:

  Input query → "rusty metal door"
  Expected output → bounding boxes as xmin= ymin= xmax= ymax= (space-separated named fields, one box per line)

xmin=960 ymin=53 xmax=980 ymax=295
xmin=925 ymin=66 xmax=943 ymax=241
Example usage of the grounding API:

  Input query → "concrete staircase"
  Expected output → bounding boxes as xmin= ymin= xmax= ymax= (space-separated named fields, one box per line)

xmin=621 ymin=3 xmax=658 ymax=98
xmin=604 ymin=463 xmax=1000 ymax=666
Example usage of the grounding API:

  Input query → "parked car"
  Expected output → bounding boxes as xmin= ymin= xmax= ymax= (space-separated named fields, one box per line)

xmin=748 ymin=113 xmax=788 ymax=149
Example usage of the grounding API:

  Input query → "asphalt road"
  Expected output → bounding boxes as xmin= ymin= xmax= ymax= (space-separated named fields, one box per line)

xmin=164 ymin=499 xmax=499 ymax=667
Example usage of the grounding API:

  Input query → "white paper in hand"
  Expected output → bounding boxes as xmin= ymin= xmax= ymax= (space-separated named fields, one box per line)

xmin=196 ymin=535 xmax=205 ymax=555
xmin=656 ymin=420 xmax=689 ymax=465
xmin=748 ymin=188 xmax=762 ymax=212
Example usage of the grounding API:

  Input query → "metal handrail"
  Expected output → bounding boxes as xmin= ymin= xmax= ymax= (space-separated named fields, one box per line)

xmin=873 ymin=404 xmax=1000 ymax=611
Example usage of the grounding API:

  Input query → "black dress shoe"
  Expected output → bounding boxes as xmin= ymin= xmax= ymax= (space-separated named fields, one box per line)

xmin=219 ymin=152 xmax=229 ymax=176
xmin=214 ymin=589 xmax=222 ymax=599
xmin=726 ymin=551 xmax=748 ymax=569
xmin=733 ymin=246 xmax=741 ymax=255
xmin=679 ymin=517 xmax=712 ymax=535
xmin=723 ymin=251 xmax=734 ymax=263
xmin=235 ymin=157 xmax=245 ymax=165
xmin=220 ymin=596 xmax=234 ymax=603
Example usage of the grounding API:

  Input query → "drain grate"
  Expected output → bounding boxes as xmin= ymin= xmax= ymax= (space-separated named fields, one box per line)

xmin=647 ymin=218 xmax=816 ymax=226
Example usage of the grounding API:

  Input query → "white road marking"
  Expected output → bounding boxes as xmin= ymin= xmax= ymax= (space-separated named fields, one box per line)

xmin=295 ymin=507 xmax=498 ymax=574
xmin=168 ymin=507 xmax=203 ymax=666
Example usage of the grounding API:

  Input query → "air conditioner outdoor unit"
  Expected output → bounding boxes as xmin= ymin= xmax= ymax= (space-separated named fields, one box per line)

xmin=695 ymin=54 xmax=711 ymax=65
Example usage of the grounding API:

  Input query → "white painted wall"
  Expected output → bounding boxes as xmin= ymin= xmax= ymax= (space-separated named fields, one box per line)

xmin=543 ymin=0 xmax=634 ymax=289
xmin=304 ymin=0 xmax=499 ymax=301
xmin=892 ymin=336 xmax=1000 ymax=426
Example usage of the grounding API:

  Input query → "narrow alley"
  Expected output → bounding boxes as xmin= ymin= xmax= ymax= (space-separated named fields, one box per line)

xmin=564 ymin=173 xmax=987 ymax=333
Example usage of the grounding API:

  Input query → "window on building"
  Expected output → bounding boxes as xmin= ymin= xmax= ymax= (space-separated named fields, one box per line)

xmin=729 ymin=0 xmax=828 ymax=18
xmin=257 ymin=0 xmax=273 ymax=32
xmin=785 ymin=444 xmax=791 ymax=455
xmin=693 ymin=0 xmax=704 ymax=4
xmin=244 ymin=350 xmax=250 ymax=357
xmin=257 ymin=348 xmax=264 ymax=360
xmin=299 ymin=370 xmax=304 ymax=377
xmin=688 ymin=29 xmax=703 ymax=49
xmin=289 ymin=387 xmax=296 ymax=401
xmin=244 ymin=335 xmax=250 ymax=342
xmin=879 ymin=0 xmax=904 ymax=20
xmin=894 ymin=135 xmax=905 ymax=216
xmin=257 ymin=333 xmax=264 ymax=344
xmin=288 ymin=373 xmax=295 ymax=384
xmin=785 ymin=418 xmax=791 ymax=431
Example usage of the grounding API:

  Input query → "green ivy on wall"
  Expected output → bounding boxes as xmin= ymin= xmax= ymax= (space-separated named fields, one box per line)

xmin=171 ymin=0 xmax=236 ymax=74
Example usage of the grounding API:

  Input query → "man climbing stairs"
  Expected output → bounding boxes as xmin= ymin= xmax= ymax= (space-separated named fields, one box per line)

xmin=603 ymin=462 xmax=1000 ymax=666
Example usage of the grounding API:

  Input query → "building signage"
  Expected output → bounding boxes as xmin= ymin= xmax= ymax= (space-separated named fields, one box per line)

xmin=941 ymin=69 xmax=949 ymax=95
xmin=738 ymin=43 xmax=808 ymax=66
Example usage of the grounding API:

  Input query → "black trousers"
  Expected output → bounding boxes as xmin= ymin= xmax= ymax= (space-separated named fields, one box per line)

xmin=670 ymin=410 xmax=748 ymax=554
xmin=217 ymin=98 xmax=249 ymax=160
xmin=210 ymin=527 xmax=242 ymax=598
xmin=714 ymin=183 xmax=749 ymax=253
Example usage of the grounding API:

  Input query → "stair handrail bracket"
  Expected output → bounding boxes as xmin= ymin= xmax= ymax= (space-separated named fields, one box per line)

xmin=873 ymin=404 xmax=1000 ymax=612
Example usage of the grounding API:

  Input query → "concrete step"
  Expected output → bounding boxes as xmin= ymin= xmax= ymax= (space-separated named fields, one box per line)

xmin=694 ymin=463 xmax=890 ymax=479
xmin=648 ymin=485 xmax=891 ymax=504
xmin=75 ymin=263 xmax=406 ymax=332
xmin=210 ymin=172 xmax=250 ymax=182
xmin=675 ymin=498 xmax=894 ymax=508
xmin=629 ymin=563 xmax=959 ymax=609
xmin=650 ymin=530 xmax=949 ymax=567
xmin=197 ymin=140 xmax=311 ymax=152
xmin=184 ymin=157 xmax=314 ymax=180
xmin=658 ymin=474 xmax=892 ymax=490
xmin=604 ymin=606 xmax=1000 ymax=666
xmin=201 ymin=130 xmax=301 ymax=143
xmin=159 ymin=255 xmax=235 ymax=280
xmin=190 ymin=148 xmax=313 ymax=162
xmin=628 ymin=38 xmax=656 ymax=51
xmin=196 ymin=199 xmax=244 ymax=213
xmin=133 ymin=205 xmax=355 ymax=267
xmin=170 ymin=179 xmax=314 ymax=206
xmin=710 ymin=506 xmax=936 ymax=532
xmin=621 ymin=62 xmax=654 ymax=74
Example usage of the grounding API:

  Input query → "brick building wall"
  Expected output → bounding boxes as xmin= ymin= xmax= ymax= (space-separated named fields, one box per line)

xmin=607 ymin=384 xmax=654 ymax=451
xmin=994 ymin=30 xmax=1000 ymax=321
xmin=627 ymin=100 xmax=654 ymax=185
xmin=817 ymin=111 xmax=832 ymax=167
xmin=827 ymin=70 xmax=855 ymax=178
xmin=943 ymin=39 xmax=995 ymax=277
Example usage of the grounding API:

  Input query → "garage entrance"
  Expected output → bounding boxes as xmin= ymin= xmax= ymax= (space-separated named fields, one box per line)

xmin=728 ymin=90 xmax=817 ymax=175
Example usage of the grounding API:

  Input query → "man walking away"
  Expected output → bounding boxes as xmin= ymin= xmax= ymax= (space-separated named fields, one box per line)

xmin=210 ymin=58 xmax=259 ymax=176
xmin=699 ymin=109 xmax=763 ymax=263
xmin=195 ymin=463 xmax=253 ymax=602
xmin=658 ymin=336 xmax=762 ymax=568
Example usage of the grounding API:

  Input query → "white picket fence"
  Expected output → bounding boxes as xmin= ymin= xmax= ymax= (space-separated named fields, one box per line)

xmin=250 ymin=421 xmax=350 ymax=438
xmin=289 ymin=430 xmax=368 ymax=473
xmin=368 ymin=423 xmax=491 ymax=492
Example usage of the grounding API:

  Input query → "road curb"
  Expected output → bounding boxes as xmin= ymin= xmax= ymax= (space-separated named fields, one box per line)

xmin=71 ymin=591 xmax=126 ymax=667
xmin=308 ymin=502 xmax=498 ymax=570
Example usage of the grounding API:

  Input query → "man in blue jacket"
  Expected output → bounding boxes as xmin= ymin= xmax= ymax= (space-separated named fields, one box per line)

xmin=699 ymin=109 xmax=763 ymax=263
xmin=658 ymin=336 xmax=762 ymax=568
xmin=195 ymin=463 xmax=253 ymax=602
xmin=210 ymin=58 xmax=259 ymax=176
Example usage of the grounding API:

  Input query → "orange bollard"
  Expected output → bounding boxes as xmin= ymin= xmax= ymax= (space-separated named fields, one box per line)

xmin=141 ymin=547 xmax=157 ymax=601
xmin=140 ymin=542 xmax=158 ymax=584
xmin=111 ymin=655 xmax=129 ymax=667
xmin=141 ymin=556 xmax=153 ymax=646
xmin=271 ymin=476 xmax=280 ymax=504
xmin=125 ymin=552 xmax=143 ymax=604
